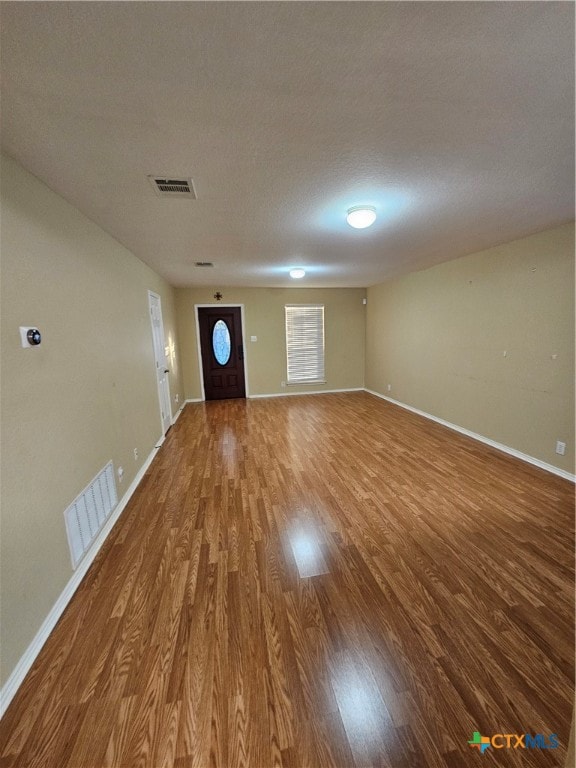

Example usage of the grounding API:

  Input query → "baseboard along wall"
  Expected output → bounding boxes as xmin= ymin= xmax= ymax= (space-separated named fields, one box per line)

xmin=364 ymin=388 xmax=575 ymax=483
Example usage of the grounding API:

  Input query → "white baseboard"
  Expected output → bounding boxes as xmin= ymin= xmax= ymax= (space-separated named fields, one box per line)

xmin=249 ymin=387 xmax=364 ymax=399
xmin=364 ymin=388 xmax=575 ymax=483
xmin=0 ymin=441 xmax=162 ymax=719
xmin=171 ymin=404 xmax=185 ymax=425
xmin=184 ymin=391 xmax=363 ymax=402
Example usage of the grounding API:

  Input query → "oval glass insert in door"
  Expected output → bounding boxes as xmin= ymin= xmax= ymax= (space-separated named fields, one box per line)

xmin=212 ymin=319 xmax=231 ymax=365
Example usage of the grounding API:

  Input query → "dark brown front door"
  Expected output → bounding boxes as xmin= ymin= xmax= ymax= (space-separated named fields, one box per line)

xmin=198 ymin=306 xmax=246 ymax=400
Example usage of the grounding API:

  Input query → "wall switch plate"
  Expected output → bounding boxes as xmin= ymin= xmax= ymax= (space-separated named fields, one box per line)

xmin=556 ymin=441 xmax=566 ymax=456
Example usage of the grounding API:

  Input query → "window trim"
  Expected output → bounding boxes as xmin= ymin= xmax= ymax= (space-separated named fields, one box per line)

xmin=285 ymin=304 xmax=326 ymax=385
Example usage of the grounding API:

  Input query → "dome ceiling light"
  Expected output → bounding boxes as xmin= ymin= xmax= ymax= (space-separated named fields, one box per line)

xmin=289 ymin=268 xmax=306 ymax=279
xmin=346 ymin=206 xmax=377 ymax=229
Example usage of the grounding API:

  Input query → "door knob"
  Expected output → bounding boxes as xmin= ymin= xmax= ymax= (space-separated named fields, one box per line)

xmin=163 ymin=368 xmax=170 ymax=373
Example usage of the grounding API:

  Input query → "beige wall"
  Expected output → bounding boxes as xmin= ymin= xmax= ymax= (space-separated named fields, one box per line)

xmin=366 ymin=223 xmax=575 ymax=473
xmin=175 ymin=287 xmax=366 ymax=399
xmin=0 ymin=154 xmax=183 ymax=686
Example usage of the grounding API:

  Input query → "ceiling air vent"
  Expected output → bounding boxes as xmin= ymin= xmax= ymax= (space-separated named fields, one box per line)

xmin=195 ymin=262 xmax=214 ymax=267
xmin=148 ymin=175 xmax=197 ymax=198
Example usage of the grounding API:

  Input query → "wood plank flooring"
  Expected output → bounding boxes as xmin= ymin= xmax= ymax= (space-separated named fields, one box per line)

xmin=1 ymin=392 xmax=574 ymax=768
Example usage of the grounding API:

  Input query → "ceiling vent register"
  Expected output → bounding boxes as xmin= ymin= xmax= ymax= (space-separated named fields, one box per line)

xmin=148 ymin=176 xmax=197 ymax=198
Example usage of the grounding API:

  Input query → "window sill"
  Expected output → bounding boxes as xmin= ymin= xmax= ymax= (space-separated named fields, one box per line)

xmin=286 ymin=380 xmax=327 ymax=386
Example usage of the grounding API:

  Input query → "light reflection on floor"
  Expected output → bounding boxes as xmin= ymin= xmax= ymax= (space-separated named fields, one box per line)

xmin=330 ymin=652 xmax=394 ymax=765
xmin=286 ymin=519 xmax=330 ymax=578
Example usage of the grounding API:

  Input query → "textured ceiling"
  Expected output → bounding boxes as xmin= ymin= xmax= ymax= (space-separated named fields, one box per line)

xmin=1 ymin=2 xmax=574 ymax=288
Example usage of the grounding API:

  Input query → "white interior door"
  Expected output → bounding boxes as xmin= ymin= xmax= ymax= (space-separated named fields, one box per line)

xmin=148 ymin=291 xmax=172 ymax=436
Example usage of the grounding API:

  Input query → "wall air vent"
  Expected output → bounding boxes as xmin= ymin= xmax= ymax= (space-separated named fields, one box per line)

xmin=64 ymin=461 xmax=118 ymax=568
xmin=148 ymin=175 xmax=197 ymax=198
xmin=195 ymin=262 xmax=214 ymax=268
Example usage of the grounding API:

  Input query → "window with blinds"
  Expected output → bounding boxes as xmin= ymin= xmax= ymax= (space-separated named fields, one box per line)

xmin=285 ymin=304 xmax=325 ymax=384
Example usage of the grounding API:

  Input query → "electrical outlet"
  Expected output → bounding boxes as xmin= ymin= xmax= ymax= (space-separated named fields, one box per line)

xmin=175 ymin=393 xmax=179 ymax=404
xmin=281 ymin=381 xmax=286 ymax=388
xmin=555 ymin=441 xmax=566 ymax=456
xmin=387 ymin=384 xmax=391 ymax=392
xmin=118 ymin=466 xmax=124 ymax=482
xmin=134 ymin=448 xmax=138 ymax=461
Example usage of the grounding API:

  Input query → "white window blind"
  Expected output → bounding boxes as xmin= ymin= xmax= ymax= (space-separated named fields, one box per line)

xmin=285 ymin=304 xmax=325 ymax=384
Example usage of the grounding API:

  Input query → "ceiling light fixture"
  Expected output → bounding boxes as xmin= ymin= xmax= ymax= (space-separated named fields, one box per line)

xmin=289 ymin=268 xmax=306 ymax=279
xmin=346 ymin=206 xmax=376 ymax=229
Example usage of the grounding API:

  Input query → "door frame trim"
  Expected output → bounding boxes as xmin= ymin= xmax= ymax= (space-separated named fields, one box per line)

xmin=148 ymin=290 xmax=172 ymax=435
xmin=194 ymin=304 xmax=249 ymax=400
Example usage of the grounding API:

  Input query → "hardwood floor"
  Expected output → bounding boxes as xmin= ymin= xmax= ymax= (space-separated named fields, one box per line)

xmin=1 ymin=392 xmax=574 ymax=768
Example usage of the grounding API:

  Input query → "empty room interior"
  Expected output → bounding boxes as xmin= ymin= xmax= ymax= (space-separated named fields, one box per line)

xmin=0 ymin=3 xmax=574 ymax=767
